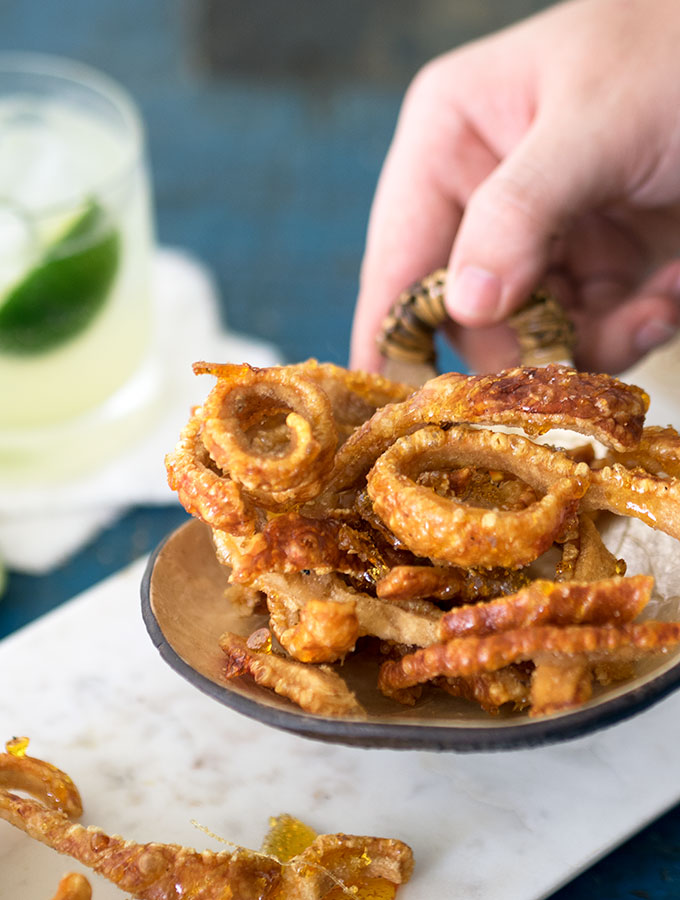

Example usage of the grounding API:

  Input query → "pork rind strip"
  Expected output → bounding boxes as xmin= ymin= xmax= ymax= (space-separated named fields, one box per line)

xmin=578 ymin=424 xmax=680 ymax=540
xmin=529 ymin=661 xmax=593 ymax=716
xmin=1 ymin=745 xmax=413 ymax=899
xmin=289 ymin=359 xmax=415 ymax=442
xmin=165 ymin=412 xmax=257 ymax=536
xmin=256 ymin=571 xmax=441 ymax=652
xmin=194 ymin=359 xmax=415 ymax=453
xmin=200 ymin=364 xmax=338 ymax=507
xmin=436 ymin=365 xmax=648 ymax=449
xmin=378 ymin=621 xmax=680 ymax=711
xmin=607 ymin=425 xmax=680 ymax=477
xmin=434 ymin=574 xmax=649 ymax=715
xmin=375 ymin=564 xmax=530 ymax=604
xmin=323 ymin=364 xmax=649 ymax=496
xmin=540 ymin=516 xmax=629 ymax=713
xmin=229 ymin=512 xmax=390 ymax=584
xmin=220 ymin=631 xmax=366 ymax=718
xmin=276 ymin=598 xmax=361 ymax=664
xmin=280 ymin=832 xmax=414 ymax=900
xmin=0 ymin=743 xmax=82 ymax=818
xmin=438 ymin=575 xmax=652 ymax=640
xmin=367 ymin=425 xmax=590 ymax=568
xmin=50 ymin=874 xmax=92 ymax=900
xmin=435 ymin=667 xmax=532 ymax=714
xmin=555 ymin=513 xmax=625 ymax=582
xmin=585 ymin=464 xmax=680 ymax=540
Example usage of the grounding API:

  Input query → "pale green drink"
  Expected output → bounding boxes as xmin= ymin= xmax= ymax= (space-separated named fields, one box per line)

xmin=0 ymin=54 xmax=155 ymax=481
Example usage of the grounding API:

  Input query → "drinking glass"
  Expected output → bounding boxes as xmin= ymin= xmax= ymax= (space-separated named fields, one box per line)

xmin=0 ymin=53 xmax=156 ymax=483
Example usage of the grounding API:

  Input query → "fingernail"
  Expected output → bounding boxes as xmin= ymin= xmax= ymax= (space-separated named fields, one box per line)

xmin=448 ymin=266 xmax=502 ymax=323
xmin=634 ymin=319 xmax=678 ymax=354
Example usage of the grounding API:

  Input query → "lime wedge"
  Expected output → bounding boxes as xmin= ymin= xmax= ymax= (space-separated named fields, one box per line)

xmin=0 ymin=200 xmax=119 ymax=354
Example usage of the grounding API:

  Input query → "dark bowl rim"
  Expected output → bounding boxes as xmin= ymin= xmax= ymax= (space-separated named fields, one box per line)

xmin=141 ymin=525 xmax=680 ymax=752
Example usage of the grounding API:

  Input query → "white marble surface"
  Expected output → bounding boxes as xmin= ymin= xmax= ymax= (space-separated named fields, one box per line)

xmin=2 ymin=558 xmax=680 ymax=898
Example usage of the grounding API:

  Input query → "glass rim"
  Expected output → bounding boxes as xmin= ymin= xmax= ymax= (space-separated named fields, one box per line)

xmin=0 ymin=50 xmax=146 ymax=218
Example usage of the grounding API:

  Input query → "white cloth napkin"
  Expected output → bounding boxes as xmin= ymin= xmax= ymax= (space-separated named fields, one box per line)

xmin=0 ymin=247 xmax=282 ymax=573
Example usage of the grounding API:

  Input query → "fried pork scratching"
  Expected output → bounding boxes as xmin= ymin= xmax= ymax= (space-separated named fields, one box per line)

xmin=0 ymin=741 xmax=413 ymax=899
xmin=50 ymin=873 xmax=92 ymax=900
xmin=165 ymin=359 xmax=680 ymax=719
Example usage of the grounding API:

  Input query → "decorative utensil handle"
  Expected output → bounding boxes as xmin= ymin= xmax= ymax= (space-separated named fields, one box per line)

xmin=377 ymin=269 xmax=575 ymax=373
xmin=376 ymin=269 xmax=448 ymax=365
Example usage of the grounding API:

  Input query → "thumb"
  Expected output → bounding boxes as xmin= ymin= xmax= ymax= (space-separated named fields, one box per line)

xmin=446 ymin=119 xmax=605 ymax=326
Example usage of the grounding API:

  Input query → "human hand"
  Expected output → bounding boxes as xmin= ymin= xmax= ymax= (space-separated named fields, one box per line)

xmin=351 ymin=0 xmax=680 ymax=375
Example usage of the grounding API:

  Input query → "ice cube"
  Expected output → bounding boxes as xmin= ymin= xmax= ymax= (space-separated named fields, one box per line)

xmin=0 ymin=204 xmax=36 ymax=297
xmin=0 ymin=98 xmax=84 ymax=210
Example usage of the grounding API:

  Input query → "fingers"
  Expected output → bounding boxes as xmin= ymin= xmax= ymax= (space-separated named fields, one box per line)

xmin=350 ymin=57 xmax=498 ymax=371
xmin=351 ymin=0 xmax=680 ymax=374
xmin=349 ymin=168 xmax=460 ymax=371
xmin=443 ymin=270 xmax=576 ymax=374
xmin=573 ymin=261 xmax=680 ymax=373
xmin=445 ymin=320 xmax=522 ymax=374
xmin=446 ymin=115 xmax=609 ymax=327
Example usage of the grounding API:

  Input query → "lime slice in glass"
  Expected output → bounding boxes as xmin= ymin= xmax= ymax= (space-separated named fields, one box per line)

xmin=0 ymin=200 xmax=120 ymax=355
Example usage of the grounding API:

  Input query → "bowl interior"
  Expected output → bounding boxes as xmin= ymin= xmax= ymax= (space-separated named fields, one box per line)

xmin=142 ymin=518 xmax=680 ymax=751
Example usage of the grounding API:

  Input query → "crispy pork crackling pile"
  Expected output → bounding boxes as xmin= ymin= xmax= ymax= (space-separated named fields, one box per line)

xmin=166 ymin=360 xmax=680 ymax=719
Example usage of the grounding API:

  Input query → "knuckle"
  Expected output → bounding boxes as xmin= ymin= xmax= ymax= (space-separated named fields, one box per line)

xmin=401 ymin=53 xmax=456 ymax=120
xmin=471 ymin=162 xmax=555 ymax=231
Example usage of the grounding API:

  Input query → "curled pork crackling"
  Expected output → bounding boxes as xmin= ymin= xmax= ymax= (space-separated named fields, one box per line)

xmin=0 ymin=739 xmax=413 ymax=899
xmin=164 ymin=350 xmax=680 ymax=720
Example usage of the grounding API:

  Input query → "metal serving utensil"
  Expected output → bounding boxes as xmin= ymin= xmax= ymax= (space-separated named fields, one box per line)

xmin=376 ymin=268 xmax=576 ymax=383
